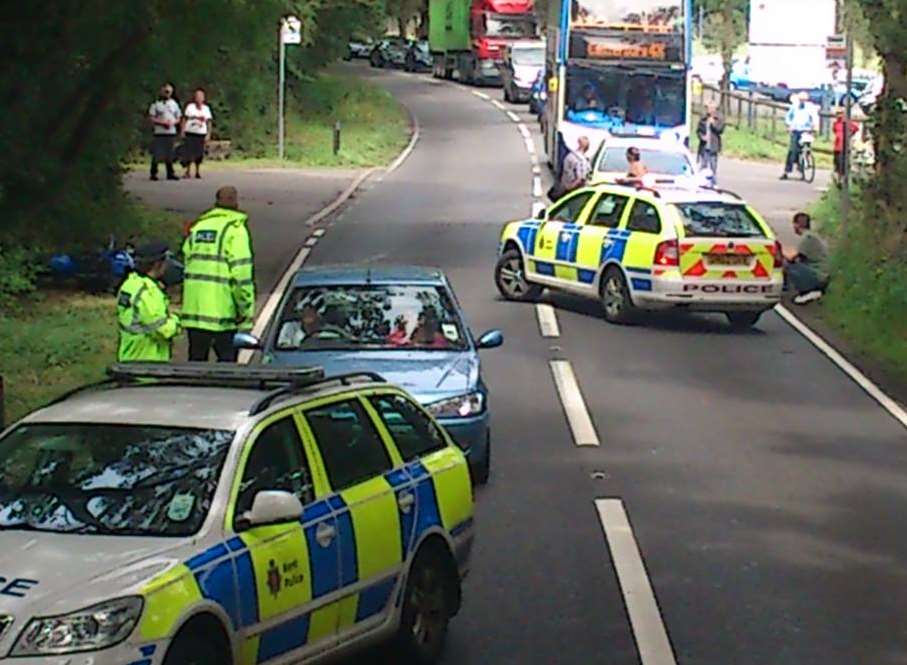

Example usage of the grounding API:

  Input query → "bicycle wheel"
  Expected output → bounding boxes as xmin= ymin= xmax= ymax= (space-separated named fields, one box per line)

xmin=803 ymin=150 xmax=816 ymax=183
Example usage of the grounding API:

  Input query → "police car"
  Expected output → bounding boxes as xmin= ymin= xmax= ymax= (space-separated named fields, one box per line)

xmin=495 ymin=183 xmax=783 ymax=328
xmin=0 ymin=364 xmax=473 ymax=665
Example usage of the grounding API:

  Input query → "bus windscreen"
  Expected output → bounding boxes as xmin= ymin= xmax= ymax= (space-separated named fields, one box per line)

xmin=571 ymin=1 xmax=684 ymax=31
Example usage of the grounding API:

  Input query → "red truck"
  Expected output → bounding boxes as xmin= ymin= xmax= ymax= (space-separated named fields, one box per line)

xmin=429 ymin=0 xmax=537 ymax=85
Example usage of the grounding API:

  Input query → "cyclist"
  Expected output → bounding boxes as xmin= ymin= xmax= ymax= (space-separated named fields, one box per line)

xmin=780 ymin=92 xmax=816 ymax=180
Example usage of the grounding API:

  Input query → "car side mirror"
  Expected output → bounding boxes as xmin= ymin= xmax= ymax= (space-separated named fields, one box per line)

xmin=477 ymin=329 xmax=504 ymax=349
xmin=535 ymin=207 xmax=547 ymax=220
xmin=237 ymin=491 xmax=302 ymax=531
xmin=233 ymin=332 xmax=261 ymax=350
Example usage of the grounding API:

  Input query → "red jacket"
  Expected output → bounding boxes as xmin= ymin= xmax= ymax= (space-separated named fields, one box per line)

xmin=833 ymin=118 xmax=859 ymax=153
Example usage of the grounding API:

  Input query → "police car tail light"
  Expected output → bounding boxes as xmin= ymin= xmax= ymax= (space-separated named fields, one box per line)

xmin=12 ymin=596 xmax=143 ymax=656
xmin=654 ymin=239 xmax=679 ymax=267
xmin=770 ymin=241 xmax=783 ymax=268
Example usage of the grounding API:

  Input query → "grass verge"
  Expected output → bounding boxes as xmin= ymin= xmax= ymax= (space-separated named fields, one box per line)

xmin=2 ymin=293 xmax=116 ymax=424
xmin=808 ymin=187 xmax=907 ymax=385
xmin=721 ymin=124 xmax=833 ymax=169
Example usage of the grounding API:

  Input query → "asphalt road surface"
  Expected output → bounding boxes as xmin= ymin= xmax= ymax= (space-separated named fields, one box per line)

xmin=149 ymin=64 xmax=907 ymax=664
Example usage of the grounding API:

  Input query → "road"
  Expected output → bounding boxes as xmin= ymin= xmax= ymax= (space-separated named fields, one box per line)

xmin=139 ymin=64 xmax=906 ymax=664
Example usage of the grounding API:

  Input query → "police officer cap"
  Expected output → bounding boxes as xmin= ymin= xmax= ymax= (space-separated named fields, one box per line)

xmin=135 ymin=241 xmax=169 ymax=262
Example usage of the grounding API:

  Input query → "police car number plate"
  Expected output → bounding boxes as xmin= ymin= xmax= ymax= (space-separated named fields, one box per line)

xmin=707 ymin=254 xmax=749 ymax=266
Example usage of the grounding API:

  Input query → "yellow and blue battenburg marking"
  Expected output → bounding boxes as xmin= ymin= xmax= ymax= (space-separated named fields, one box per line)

xmin=138 ymin=456 xmax=471 ymax=665
xmin=125 ymin=644 xmax=157 ymax=665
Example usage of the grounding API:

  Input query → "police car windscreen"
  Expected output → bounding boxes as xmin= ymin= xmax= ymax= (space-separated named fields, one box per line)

xmin=673 ymin=202 xmax=766 ymax=238
xmin=276 ymin=285 xmax=468 ymax=351
xmin=0 ymin=424 xmax=233 ymax=537
xmin=599 ymin=148 xmax=688 ymax=175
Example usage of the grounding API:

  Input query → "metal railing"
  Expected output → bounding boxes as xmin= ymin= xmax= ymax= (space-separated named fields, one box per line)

xmin=691 ymin=83 xmax=844 ymax=156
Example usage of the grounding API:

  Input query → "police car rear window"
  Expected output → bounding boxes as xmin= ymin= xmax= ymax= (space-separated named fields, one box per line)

xmin=673 ymin=202 xmax=766 ymax=238
xmin=0 ymin=424 xmax=233 ymax=537
xmin=599 ymin=149 xmax=690 ymax=175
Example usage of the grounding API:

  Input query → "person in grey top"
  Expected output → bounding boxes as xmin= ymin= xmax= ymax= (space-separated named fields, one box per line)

xmin=148 ymin=83 xmax=181 ymax=181
xmin=783 ymin=212 xmax=829 ymax=304
xmin=558 ymin=136 xmax=591 ymax=197
xmin=696 ymin=102 xmax=724 ymax=180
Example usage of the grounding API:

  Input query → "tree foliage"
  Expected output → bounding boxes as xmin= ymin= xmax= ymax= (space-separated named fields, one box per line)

xmin=699 ymin=0 xmax=748 ymax=96
xmin=0 ymin=0 xmax=382 ymax=248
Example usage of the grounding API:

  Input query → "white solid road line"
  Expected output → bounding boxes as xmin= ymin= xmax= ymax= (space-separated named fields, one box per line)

xmin=595 ymin=500 xmax=678 ymax=665
xmin=532 ymin=176 xmax=543 ymax=198
xmin=549 ymin=360 xmax=599 ymax=446
xmin=507 ymin=110 xmax=521 ymax=122
xmin=519 ymin=124 xmax=532 ymax=139
xmin=776 ymin=305 xmax=907 ymax=431
xmin=472 ymin=90 xmax=491 ymax=100
xmin=536 ymin=304 xmax=560 ymax=338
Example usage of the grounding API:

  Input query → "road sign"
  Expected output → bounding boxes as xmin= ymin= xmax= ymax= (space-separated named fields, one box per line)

xmin=281 ymin=16 xmax=302 ymax=45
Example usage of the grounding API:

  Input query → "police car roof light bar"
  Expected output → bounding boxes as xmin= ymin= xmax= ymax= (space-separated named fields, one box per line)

xmin=107 ymin=363 xmax=326 ymax=388
xmin=705 ymin=186 xmax=743 ymax=200
xmin=248 ymin=371 xmax=386 ymax=416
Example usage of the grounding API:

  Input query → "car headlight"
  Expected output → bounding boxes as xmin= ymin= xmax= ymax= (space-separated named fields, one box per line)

xmin=12 ymin=596 xmax=143 ymax=656
xmin=426 ymin=392 xmax=485 ymax=418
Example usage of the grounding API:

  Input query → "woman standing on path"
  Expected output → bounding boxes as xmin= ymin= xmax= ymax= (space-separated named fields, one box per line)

xmin=180 ymin=88 xmax=214 ymax=179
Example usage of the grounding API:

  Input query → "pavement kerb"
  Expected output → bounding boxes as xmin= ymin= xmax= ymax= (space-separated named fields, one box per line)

xmin=239 ymin=102 xmax=421 ymax=362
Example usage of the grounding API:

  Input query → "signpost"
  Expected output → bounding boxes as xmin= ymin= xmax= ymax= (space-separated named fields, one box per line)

xmin=278 ymin=15 xmax=302 ymax=160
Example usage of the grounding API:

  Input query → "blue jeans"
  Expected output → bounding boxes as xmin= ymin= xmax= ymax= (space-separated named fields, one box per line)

xmin=785 ymin=262 xmax=826 ymax=294
xmin=785 ymin=131 xmax=803 ymax=174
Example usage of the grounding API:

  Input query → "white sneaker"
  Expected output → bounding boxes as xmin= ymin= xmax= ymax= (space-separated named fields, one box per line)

xmin=793 ymin=290 xmax=823 ymax=305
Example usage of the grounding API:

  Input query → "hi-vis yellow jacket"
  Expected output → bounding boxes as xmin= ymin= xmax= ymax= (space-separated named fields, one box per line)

xmin=182 ymin=207 xmax=256 ymax=332
xmin=117 ymin=272 xmax=181 ymax=362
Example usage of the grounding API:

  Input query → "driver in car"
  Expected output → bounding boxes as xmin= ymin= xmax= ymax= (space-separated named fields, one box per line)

xmin=277 ymin=303 xmax=324 ymax=349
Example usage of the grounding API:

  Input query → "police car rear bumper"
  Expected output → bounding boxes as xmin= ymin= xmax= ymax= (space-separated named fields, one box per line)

xmin=633 ymin=276 xmax=783 ymax=311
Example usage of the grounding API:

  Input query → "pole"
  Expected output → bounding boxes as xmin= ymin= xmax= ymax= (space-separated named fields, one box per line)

xmin=278 ymin=32 xmax=286 ymax=161
xmin=842 ymin=27 xmax=854 ymax=226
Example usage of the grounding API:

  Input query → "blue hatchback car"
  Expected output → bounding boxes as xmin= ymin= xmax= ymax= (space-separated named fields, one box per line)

xmin=241 ymin=266 xmax=502 ymax=484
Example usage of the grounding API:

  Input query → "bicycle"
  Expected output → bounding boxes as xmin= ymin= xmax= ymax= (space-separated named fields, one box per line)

xmin=798 ymin=132 xmax=816 ymax=183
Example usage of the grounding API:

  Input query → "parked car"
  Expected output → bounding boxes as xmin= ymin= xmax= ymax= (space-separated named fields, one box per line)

xmin=345 ymin=37 xmax=374 ymax=60
xmin=501 ymin=40 xmax=545 ymax=103
xmin=370 ymin=37 xmax=409 ymax=69
xmin=691 ymin=54 xmax=724 ymax=87
xmin=405 ymin=40 xmax=433 ymax=72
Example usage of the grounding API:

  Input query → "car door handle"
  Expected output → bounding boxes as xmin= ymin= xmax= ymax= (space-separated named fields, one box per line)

xmin=315 ymin=522 xmax=336 ymax=548
xmin=398 ymin=492 xmax=415 ymax=514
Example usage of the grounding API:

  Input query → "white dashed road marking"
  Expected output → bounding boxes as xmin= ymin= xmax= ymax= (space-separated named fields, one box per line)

xmin=472 ymin=90 xmax=491 ymax=100
xmin=536 ymin=304 xmax=560 ymax=338
xmin=595 ymin=500 xmax=678 ymax=665
xmin=507 ymin=111 xmax=521 ymax=122
xmin=518 ymin=124 xmax=532 ymax=139
xmin=549 ymin=360 xmax=599 ymax=446
xmin=524 ymin=138 xmax=536 ymax=154
xmin=532 ymin=176 xmax=543 ymax=198
xmin=492 ymin=99 xmax=507 ymax=111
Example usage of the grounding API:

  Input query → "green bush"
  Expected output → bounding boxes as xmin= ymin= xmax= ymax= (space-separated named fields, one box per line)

xmin=0 ymin=246 xmax=40 ymax=309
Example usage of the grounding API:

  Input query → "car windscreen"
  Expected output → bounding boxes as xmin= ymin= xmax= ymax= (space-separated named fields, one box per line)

xmin=598 ymin=148 xmax=690 ymax=175
xmin=0 ymin=424 xmax=233 ymax=537
xmin=513 ymin=48 xmax=544 ymax=67
xmin=673 ymin=202 xmax=766 ymax=238
xmin=275 ymin=284 xmax=468 ymax=352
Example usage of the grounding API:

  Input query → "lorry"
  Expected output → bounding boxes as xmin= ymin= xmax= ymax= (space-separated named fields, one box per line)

xmin=429 ymin=0 xmax=538 ymax=85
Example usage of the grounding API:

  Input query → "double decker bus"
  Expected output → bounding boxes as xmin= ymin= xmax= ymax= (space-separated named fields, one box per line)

xmin=543 ymin=0 xmax=692 ymax=171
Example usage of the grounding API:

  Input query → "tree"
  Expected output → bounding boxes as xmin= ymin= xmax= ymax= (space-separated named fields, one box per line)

xmin=699 ymin=0 xmax=748 ymax=103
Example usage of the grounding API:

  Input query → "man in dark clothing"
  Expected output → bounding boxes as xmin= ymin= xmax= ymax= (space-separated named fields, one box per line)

xmin=696 ymin=102 xmax=724 ymax=180
xmin=783 ymin=212 xmax=829 ymax=305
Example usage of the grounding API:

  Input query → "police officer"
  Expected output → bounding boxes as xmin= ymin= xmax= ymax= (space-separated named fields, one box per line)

xmin=182 ymin=186 xmax=255 ymax=362
xmin=117 ymin=241 xmax=181 ymax=362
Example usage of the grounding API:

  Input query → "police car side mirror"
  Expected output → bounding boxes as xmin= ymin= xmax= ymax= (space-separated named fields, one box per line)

xmin=238 ymin=491 xmax=303 ymax=531
xmin=233 ymin=332 xmax=261 ymax=350
xmin=535 ymin=207 xmax=546 ymax=220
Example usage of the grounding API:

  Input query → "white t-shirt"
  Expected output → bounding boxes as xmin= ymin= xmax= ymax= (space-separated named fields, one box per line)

xmin=148 ymin=99 xmax=181 ymax=136
xmin=183 ymin=103 xmax=213 ymax=136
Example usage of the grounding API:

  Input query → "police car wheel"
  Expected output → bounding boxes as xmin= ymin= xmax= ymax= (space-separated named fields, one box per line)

xmin=726 ymin=311 xmax=762 ymax=330
xmin=397 ymin=548 xmax=452 ymax=663
xmin=163 ymin=619 xmax=230 ymax=665
xmin=495 ymin=250 xmax=541 ymax=302
xmin=601 ymin=268 xmax=635 ymax=324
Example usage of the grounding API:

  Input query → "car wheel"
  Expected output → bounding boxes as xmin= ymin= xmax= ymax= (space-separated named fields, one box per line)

xmin=601 ymin=267 xmax=636 ymax=324
xmin=726 ymin=311 xmax=763 ymax=330
xmin=163 ymin=621 xmax=230 ymax=665
xmin=395 ymin=547 xmax=453 ymax=664
xmin=495 ymin=249 xmax=541 ymax=302
xmin=471 ymin=434 xmax=490 ymax=485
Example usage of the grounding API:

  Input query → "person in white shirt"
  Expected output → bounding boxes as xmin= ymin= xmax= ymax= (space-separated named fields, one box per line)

xmin=180 ymin=88 xmax=214 ymax=179
xmin=147 ymin=83 xmax=181 ymax=181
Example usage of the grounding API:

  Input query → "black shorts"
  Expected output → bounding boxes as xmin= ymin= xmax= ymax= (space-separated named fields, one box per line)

xmin=150 ymin=135 xmax=175 ymax=161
